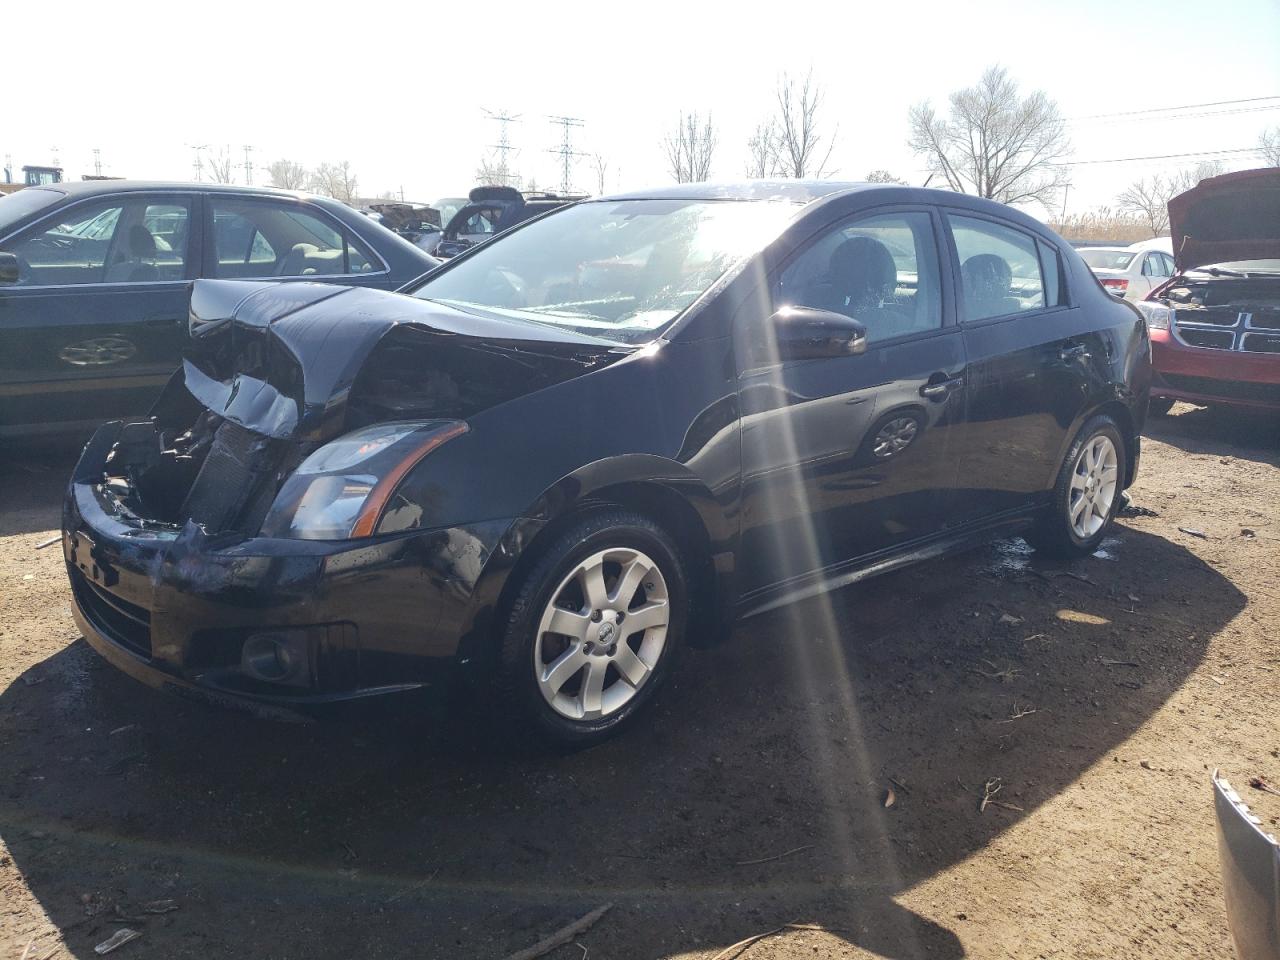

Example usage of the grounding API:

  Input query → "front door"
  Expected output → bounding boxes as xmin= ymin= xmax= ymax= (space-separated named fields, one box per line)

xmin=945 ymin=212 xmax=1100 ymax=521
xmin=0 ymin=193 xmax=196 ymax=436
xmin=736 ymin=208 xmax=967 ymax=596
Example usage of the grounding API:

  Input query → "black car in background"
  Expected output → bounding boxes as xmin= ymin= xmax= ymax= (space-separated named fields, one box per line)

xmin=433 ymin=185 xmax=585 ymax=258
xmin=63 ymin=181 xmax=1150 ymax=747
xmin=0 ymin=182 xmax=437 ymax=438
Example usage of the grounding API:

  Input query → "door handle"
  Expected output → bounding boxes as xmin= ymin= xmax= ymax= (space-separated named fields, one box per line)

xmin=920 ymin=375 xmax=964 ymax=400
xmin=1060 ymin=342 xmax=1091 ymax=363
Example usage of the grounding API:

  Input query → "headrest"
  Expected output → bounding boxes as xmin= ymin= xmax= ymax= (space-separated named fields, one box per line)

xmin=829 ymin=235 xmax=897 ymax=307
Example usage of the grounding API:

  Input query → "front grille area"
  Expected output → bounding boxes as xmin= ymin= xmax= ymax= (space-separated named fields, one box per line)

xmin=1161 ymin=373 xmax=1280 ymax=404
xmin=72 ymin=569 xmax=152 ymax=656
xmin=1174 ymin=308 xmax=1280 ymax=354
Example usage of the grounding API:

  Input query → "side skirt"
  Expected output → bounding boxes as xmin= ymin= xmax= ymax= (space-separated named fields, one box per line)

xmin=734 ymin=509 xmax=1039 ymax=621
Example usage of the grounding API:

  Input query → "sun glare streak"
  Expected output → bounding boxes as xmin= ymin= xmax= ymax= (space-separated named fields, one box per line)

xmin=740 ymin=257 xmax=921 ymax=950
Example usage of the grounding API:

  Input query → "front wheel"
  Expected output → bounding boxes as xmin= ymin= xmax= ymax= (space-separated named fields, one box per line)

xmin=1027 ymin=415 xmax=1127 ymax=559
xmin=494 ymin=509 xmax=688 ymax=748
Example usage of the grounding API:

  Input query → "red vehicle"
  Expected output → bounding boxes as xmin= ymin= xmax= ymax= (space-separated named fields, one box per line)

xmin=1137 ymin=168 xmax=1280 ymax=414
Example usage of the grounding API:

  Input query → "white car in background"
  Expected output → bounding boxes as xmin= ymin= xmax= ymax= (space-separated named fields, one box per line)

xmin=1078 ymin=245 xmax=1176 ymax=300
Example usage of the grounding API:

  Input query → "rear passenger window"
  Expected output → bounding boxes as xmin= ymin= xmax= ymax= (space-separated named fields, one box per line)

xmin=210 ymin=199 xmax=374 ymax=279
xmin=949 ymin=215 xmax=1045 ymax=321
xmin=773 ymin=210 xmax=942 ymax=346
xmin=1037 ymin=239 xmax=1065 ymax=307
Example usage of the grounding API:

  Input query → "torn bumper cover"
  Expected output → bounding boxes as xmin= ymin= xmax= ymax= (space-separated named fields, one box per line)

xmin=1213 ymin=771 xmax=1280 ymax=960
xmin=63 ymin=421 xmax=520 ymax=714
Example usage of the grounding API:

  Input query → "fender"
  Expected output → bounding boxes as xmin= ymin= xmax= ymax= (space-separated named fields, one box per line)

xmin=453 ymin=452 xmax=738 ymax=670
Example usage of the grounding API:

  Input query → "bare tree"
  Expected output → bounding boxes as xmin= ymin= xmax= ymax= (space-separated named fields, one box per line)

xmin=476 ymin=156 xmax=519 ymax=188
xmin=865 ymin=169 xmax=905 ymax=184
xmin=745 ymin=121 xmax=779 ymax=178
xmin=310 ymin=161 xmax=359 ymax=204
xmin=772 ymin=70 xmax=837 ymax=178
xmin=908 ymin=66 xmax=1071 ymax=207
xmin=1262 ymin=127 xmax=1280 ymax=167
xmin=591 ymin=154 xmax=609 ymax=195
xmin=1116 ymin=161 xmax=1225 ymax=237
xmin=205 ymin=146 xmax=236 ymax=184
xmin=662 ymin=111 xmax=717 ymax=183
xmin=1116 ymin=176 xmax=1175 ymax=237
xmin=267 ymin=159 xmax=308 ymax=190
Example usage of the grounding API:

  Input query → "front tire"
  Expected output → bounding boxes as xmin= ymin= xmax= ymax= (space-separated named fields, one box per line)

xmin=1027 ymin=415 xmax=1127 ymax=559
xmin=494 ymin=509 xmax=688 ymax=748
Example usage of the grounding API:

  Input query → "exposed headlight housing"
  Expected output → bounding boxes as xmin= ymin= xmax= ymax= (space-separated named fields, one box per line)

xmin=1135 ymin=300 xmax=1171 ymax=331
xmin=262 ymin=420 xmax=467 ymax=540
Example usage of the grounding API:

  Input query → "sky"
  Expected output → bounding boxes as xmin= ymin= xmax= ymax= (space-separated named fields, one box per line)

xmin=6 ymin=0 xmax=1279 ymax=221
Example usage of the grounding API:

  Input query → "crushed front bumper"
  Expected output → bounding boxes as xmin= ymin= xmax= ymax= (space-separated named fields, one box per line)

xmin=1213 ymin=771 xmax=1280 ymax=959
xmin=63 ymin=423 xmax=519 ymax=716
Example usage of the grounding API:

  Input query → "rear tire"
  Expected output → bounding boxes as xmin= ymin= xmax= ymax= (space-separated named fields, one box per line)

xmin=1027 ymin=415 xmax=1127 ymax=560
xmin=493 ymin=509 xmax=688 ymax=749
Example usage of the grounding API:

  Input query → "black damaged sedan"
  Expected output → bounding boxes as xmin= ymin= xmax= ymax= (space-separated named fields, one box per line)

xmin=64 ymin=182 xmax=1151 ymax=746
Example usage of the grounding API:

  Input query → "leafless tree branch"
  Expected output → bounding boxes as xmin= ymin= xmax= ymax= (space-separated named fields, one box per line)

xmin=1260 ymin=127 xmax=1280 ymax=167
xmin=663 ymin=111 xmax=717 ymax=183
xmin=266 ymin=159 xmax=308 ymax=190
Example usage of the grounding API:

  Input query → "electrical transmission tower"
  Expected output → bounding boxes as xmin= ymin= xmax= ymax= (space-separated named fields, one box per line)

xmin=242 ymin=145 xmax=254 ymax=186
xmin=92 ymin=148 xmax=102 ymax=176
xmin=483 ymin=109 xmax=521 ymax=186
xmin=547 ymin=116 xmax=585 ymax=194
xmin=187 ymin=144 xmax=209 ymax=182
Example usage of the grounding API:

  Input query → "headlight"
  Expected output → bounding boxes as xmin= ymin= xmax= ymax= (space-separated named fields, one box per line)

xmin=1135 ymin=300 xmax=1171 ymax=331
xmin=262 ymin=420 xmax=467 ymax=540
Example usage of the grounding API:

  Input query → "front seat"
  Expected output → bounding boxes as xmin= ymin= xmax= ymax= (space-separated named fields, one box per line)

xmin=805 ymin=236 xmax=911 ymax=338
xmin=276 ymin=242 xmax=320 ymax=277
xmin=104 ymin=226 xmax=160 ymax=283
xmin=961 ymin=253 xmax=1020 ymax=318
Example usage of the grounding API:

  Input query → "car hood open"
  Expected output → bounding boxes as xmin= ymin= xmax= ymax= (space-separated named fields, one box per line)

xmin=181 ymin=279 xmax=626 ymax=442
xmin=1168 ymin=168 xmax=1280 ymax=272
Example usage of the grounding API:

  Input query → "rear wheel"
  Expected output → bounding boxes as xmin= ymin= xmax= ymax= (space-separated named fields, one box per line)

xmin=1027 ymin=415 xmax=1126 ymax=559
xmin=494 ymin=509 xmax=687 ymax=748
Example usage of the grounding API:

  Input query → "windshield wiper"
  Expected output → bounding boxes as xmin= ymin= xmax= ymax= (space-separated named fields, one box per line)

xmin=1200 ymin=267 xmax=1248 ymax=278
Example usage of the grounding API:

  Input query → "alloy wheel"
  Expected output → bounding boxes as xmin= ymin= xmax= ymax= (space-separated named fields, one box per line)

xmin=872 ymin=416 xmax=919 ymax=459
xmin=533 ymin=547 xmax=670 ymax=721
xmin=1068 ymin=434 xmax=1119 ymax=539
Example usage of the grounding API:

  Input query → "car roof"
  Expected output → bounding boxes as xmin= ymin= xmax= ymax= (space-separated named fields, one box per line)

xmin=29 ymin=180 xmax=320 ymax=202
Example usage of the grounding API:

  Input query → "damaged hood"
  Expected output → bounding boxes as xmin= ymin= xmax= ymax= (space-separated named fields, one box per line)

xmin=183 ymin=279 xmax=625 ymax=442
xmin=1169 ymin=168 xmax=1280 ymax=271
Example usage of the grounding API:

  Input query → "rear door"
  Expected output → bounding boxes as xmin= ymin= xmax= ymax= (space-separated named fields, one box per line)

xmin=736 ymin=206 xmax=967 ymax=594
xmin=945 ymin=212 xmax=1098 ymax=521
xmin=0 ymin=192 xmax=197 ymax=435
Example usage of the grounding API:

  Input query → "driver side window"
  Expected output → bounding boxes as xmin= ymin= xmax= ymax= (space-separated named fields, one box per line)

xmin=773 ymin=211 xmax=943 ymax=345
xmin=2 ymin=198 xmax=191 ymax=286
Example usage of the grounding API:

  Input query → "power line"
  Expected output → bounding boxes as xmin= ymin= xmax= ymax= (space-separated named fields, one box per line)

xmin=1071 ymin=103 xmax=1280 ymax=126
xmin=1055 ymin=146 xmax=1262 ymax=166
xmin=1070 ymin=95 xmax=1280 ymax=121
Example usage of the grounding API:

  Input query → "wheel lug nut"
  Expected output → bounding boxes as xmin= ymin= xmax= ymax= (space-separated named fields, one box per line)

xmin=591 ymin=610 xmax=602 ymax=622
xmin=584 ymin=642 xmax=594 ymax=654
xmin=608 ymin=643 xmax=617 ymax=656
xmin=616 ymin=612 xmax=625 ymax=623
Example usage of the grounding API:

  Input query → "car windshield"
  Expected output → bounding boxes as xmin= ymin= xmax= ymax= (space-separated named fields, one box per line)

xmin=1079 ymin=249 xmax=1136 ymax=270
xmin=410 ymin=198 xmax=798 ymax=344
xmin=0 ymin=188 xmax=65 ymax=232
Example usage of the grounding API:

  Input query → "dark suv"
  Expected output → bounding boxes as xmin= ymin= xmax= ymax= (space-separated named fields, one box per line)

xmin=62 ymin=181 xmax=1150 ymax=746
xmin=0 ymin=181 xmax=437 ymax=438
xmin=433 ymin=185 xmax=586 ymax=258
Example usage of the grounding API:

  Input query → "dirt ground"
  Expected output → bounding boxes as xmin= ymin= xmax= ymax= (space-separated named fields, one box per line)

xmin=1 ymin=403 xmax=1277 ymax=960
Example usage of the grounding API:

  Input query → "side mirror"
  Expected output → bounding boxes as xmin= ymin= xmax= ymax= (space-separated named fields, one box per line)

xmin=0 ymin=252 xmax=19 ymax=284
xmin=769 ymin=305 xmax=868 ymax=361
